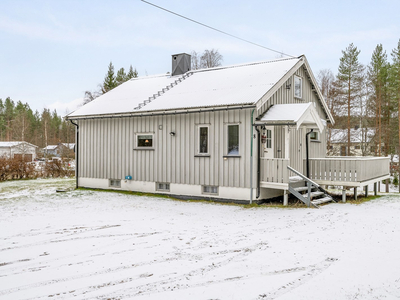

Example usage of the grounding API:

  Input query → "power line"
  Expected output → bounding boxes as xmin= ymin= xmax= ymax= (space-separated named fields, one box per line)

xmin=141 ymin=0 xmax=296 ymax=58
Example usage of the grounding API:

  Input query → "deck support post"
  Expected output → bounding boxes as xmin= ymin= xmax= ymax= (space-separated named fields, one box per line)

xmin=374 ymin=182 xmax=377 ymax=196
xmin=342 ymin=189 xmax=346 ymax=203
xmin=283 ymin=190 xmax=288 ymax=206
xmin=365 ymin=185 xmax=368 ymax=197
xmin=354 ymin=187 xmax=357 ymax=201
xmin=386 ymin=179 xmax=389 ymax=193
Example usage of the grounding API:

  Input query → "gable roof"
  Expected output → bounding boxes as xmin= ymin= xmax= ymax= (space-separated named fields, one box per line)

xmin=0 ymin=141 xmax=38 ymax=148
xmin=67 ymin=56 xmax=333 ymax=125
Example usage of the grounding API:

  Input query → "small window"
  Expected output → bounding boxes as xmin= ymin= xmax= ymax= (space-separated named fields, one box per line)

xmin=109 ymin=179 xmax=121 ymax=188
xmin=265 ymin=129 xmax=272 ymax=149
xmin=309 ymin=131 xmax=319 ymax=141
xmin=156 ymin=182 xmax=170 ymax=191
xmin=199 ymin=126 xmax=209 ymax=154
xmin=135 ymin=133 xmax=154 ymax=149
xmin=294 ymin=76 xmax=302 ymax=98
xmin=354 ymin=145 xmax=360 ymax=150
xmin=203 ymin=185 xmax=218 ymax=195
xmin=227 ymin=124 xmax=239 ymax=155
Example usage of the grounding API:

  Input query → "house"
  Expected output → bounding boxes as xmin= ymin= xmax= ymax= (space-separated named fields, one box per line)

xmin=43 ymin=143 xmax=75 ymax=158
xmin=329 ymin=128 xmax=376 ymax=156
xmin=66 ymin=54 xmax=390 ymax=206
xmin=0 ymin=141 xmax=38 ymax=161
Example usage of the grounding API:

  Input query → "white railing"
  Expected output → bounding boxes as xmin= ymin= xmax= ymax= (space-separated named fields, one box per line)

xmin=305 ymin=156 xmax=390 ymax=184
xmin=260 ymin=158 xmax=289 ymax=184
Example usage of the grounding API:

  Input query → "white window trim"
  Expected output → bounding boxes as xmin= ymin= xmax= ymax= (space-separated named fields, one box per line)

xmin=156 ymin=182 xmax=170 ymax=192
xmin=109 ymin=179 xmax=121 ymax=188
xmin=294 ymin=75 xmax=303 ymax=99
xmin=202 ymin=185 xmax=219 ymax=195
xmin=134 ymin=132 xmax=155 ymax=150
xmin=226 ymin=123 xmax=240 ymax=156
xmin=197 ymin=125 xmax=210 ymax=155
xmin=308 ymin=128 xmax=320 ymax=142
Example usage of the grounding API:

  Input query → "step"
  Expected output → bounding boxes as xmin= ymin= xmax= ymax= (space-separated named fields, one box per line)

xmin=311 ymin=196 xmax=333 ymax=205
xmin=294 ymin=186 xmax=315 ymax=192
xmin=309 ymin=191 xmax=324 ymax=198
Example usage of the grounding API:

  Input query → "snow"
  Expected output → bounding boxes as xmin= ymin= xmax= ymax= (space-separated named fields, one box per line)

xmin=1 ymin=178 xmax=400 ymax=299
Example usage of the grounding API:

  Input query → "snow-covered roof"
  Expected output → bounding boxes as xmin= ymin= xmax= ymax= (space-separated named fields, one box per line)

xmin=255 ymin=103 xmax=325 ymax=132
xmin=62 ymin=143 xmax=75 ymax=150
xmin=330 ymin=128 xmax=375 ymax=143
xmin=0 ymin=141 xmax=38 ymax=148
xmin=67 ymin=57 xmax=303 ymax=118
xmin=44 ymin=145 xmax=59 ymax=150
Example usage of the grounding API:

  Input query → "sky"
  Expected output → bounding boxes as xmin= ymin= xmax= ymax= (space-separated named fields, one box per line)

xmin=1 ymin=0 xmax=399 ymax=116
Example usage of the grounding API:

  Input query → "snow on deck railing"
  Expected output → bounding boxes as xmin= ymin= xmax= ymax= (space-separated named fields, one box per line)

xmin=260 ymin=158 xmax=289 ymax=184
xmin=305 ymin=156 xmax=390 ymax=183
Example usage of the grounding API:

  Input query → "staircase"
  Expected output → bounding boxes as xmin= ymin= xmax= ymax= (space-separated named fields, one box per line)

xmin=287 ymin=166 xmax=335 ymax=208
xmin=134 ymin=72 xmax=193 ymax=110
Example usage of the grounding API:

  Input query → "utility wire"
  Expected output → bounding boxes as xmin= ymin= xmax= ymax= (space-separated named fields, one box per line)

xmin=141 ymin=0 xmax=296 ymax=58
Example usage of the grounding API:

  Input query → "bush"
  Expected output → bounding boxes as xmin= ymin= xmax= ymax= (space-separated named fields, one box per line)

xmin=0 ymin=156 xmax=74 ymax=181
xmin=393 ymin=173 xmax=399 ymax=186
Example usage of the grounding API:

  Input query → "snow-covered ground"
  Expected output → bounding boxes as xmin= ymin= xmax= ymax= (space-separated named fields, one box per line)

xmin=1 ymin=179 xmax=400 ymax=300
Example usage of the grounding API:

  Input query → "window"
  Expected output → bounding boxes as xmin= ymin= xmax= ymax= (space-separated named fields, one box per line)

xmin=227 ymin=124 xmax=239 ymax=155
xmin=203 ymin=185 xmax=218 ymax=195
xmin=309 ymin=130 xmax=319 ymax=141
xmin=199 ymin=126 xmax=209 ymax=154
xmin=135 ymin=133 xmax=154 ymax=149
xmin=294 ymin=76 xmax=302 ymax=98
xmin=156 ymin=182 xmax=170 ymax=191
xmin=355 ymin=145 xmax=361 ymax=150
xmin=109 ymin=179 xmax=121 ymax=188
xmin=265 ymin=129 xmax=272 ymax=149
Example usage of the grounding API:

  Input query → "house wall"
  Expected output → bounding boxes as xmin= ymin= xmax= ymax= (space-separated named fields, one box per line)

xmin=0 ymin=147 xmax=12 ymax=158
xmin=257 ymin=65 xmax=328 ymax=173
xmin=0 ymin=144 xmax=37 ymax=161
xmin=77 ymin=107 xmax=258 ymax=200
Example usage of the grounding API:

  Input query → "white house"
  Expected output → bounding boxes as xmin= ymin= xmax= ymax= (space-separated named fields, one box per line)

xmin=66 ymin=54 xmax=390 ymax=207
xmin=0 ymin=141 xmax=38 ymax=161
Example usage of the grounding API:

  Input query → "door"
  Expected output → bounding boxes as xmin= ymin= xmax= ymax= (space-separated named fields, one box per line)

xmin=262 ymin=126 xmax=274 ymax=159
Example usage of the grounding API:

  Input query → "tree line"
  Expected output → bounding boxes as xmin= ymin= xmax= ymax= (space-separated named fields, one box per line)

xmin=317 ymin=40 xmax=400 ymax=158
xmin=0 ymin=98 xmax=74 ymax=148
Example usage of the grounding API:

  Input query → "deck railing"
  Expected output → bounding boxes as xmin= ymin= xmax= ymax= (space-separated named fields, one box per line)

xmin=305 ymin=156 xmax=390 ymax=184
xmin=260 ymin=158 xmax=289 ymax=184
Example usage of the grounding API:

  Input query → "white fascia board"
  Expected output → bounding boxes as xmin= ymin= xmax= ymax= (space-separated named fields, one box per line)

xmin=301 ymin=56 xmax=335 ymax=125
xmin=255 ymin=58 xmax=305 ymax=111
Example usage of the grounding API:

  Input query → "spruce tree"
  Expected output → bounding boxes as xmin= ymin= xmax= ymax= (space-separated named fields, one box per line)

xmin=391 ymin=39 xmax=400 ymax=181
xmin=337 ymin=43 xmax=365 ymax=156
xmin=116 ymin=67 xmax=127 ymax=86
xmin=127 ymin=65 xmax=138 ymax=79
xmin=102 ymin=62 xmax=117 ymax=93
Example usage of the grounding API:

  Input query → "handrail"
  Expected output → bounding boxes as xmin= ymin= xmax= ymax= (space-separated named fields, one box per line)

xmin=287 ymin=165 xmax=329 ymax=195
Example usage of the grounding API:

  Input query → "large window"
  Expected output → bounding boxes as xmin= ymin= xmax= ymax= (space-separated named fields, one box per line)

xmin=199 ymin=126 xmax=208 ymax=154
xmin=135 ymin=133 xmax=154 ymax=149
xmin=294 ymin=76 xmax=302 ymax=98
xmin=227 ymin=124 xmax=239 ymax=155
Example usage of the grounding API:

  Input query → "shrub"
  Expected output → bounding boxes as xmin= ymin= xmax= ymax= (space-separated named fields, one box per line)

xmin=394 ymin=173 xmax=399 ymax=186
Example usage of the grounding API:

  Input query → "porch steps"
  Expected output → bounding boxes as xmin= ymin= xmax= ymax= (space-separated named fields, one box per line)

xmin=288 ymin=166 xmax=335 ymax=208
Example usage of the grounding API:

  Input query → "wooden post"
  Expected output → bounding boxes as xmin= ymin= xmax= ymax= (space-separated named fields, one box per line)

xmin=342 ymin=189 xmax=346 ymax=203
xmin=386 ymin=179 xmax=389 ymax=193
xmin=365 ymin=185 xmax=368 ymax=197
xmin=283 ymin=190 xmax=288 ymax=206
xmin=354 ymin=187 xmax=357 ymax=201
xmin=374 ymin=182 xmax=377 ymax=196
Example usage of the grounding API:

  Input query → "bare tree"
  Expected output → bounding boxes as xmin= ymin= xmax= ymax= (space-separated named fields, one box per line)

xmin=191 ymin=49 xmax=223 ymax=70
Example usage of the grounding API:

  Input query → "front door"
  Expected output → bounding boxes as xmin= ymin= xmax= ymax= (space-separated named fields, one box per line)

xmin=262 ymin=126 xmax=274 ymax=159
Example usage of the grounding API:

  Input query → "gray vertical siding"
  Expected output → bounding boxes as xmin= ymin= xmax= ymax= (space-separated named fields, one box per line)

xmin=77 ymin=108 xmax=256 ymax=189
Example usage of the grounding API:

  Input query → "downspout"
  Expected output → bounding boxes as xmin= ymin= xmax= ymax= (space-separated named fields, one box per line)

xmin=255 ymin=126 xmax=261 ymax=198
xmin=70 ymin=120 xmax=79 ymax=189
xmin=250 ymin=109 xmax=255 ymax=204
xmin=305 ymin=129 xmax=313 ymax=179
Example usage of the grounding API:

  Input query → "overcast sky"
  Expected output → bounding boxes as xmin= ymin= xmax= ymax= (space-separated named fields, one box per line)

xmin=1 ymin=0 xmax=399 ymax=115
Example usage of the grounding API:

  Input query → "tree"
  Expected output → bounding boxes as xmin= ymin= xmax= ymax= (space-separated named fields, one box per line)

xmin=191 ymin=49 xmax=223 ymax=70
xmin=102 ymin=62 xmax=117 ymax=93
xmin=336 ymin=43 xmax=365 ymax=156
xmin=391 ymin=39 xmax=400 ymax=175
xmin=127 ymin=65 xmax=138 ymax=80
xmin=116 ymin=67 xmax=127 ymax=86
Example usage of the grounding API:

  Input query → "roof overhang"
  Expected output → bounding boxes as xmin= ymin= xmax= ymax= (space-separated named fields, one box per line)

xmin=254 ymin=103 xmax=325 ymax=132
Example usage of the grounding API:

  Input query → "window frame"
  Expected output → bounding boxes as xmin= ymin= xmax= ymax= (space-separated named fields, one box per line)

xmin=202 ymin=185 xmax=219 ymax=195
xmin=197 ymin=125 xmax=210 ymax=155
xmin=134 ymin=132 xmax=155 ymax=150
xmin=226 ymin=123 xmax=240 ymax=156
xmin=308 ymin=129 xmax=320 ymax=142
xmin=109 ymin=179 xmax=121 ymax=188
xmin=294 ymin=75 xmax=303 ymax=99
xmin=156 ymin=182 xmax=170 ymax=192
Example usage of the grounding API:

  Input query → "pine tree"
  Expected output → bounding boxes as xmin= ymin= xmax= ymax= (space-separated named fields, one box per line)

xmin=126 ymin=65 xmax=138 ymax=79
xmin=391 ymin=39 xmax=400 ymax=175
xmin=336 ymin=43 xmax=365 ymax=156
xmin=116 ymin=67 xmax=127 ymax=86
xmin=368 ymin=44 xmax=388 ymax=156
xmin=102 ymin=62 xmax=117 ymax=93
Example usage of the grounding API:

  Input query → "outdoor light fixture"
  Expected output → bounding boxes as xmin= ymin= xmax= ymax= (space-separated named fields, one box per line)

xmin=286 ymin=83 xmax=291 ymax=89
xmin=170 ymin=132 xmax=175 ymax=136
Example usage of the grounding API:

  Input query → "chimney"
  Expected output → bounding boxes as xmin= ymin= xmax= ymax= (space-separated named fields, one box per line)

xmin=171 ymin=53 xmax=191 ymax=76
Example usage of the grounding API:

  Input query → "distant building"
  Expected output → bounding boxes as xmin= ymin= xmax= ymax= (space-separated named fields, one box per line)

xmin=329 ymin=128 xmax=376 ymax=156
xmin=0 ymin=141 xmax=38 ymax=161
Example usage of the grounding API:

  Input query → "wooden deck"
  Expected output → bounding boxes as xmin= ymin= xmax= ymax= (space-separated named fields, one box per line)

xmin=260 ymin=156 xmax=390 ymax=189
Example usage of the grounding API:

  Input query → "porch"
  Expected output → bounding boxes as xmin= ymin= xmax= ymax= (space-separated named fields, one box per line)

xmin=260 ymin=156 xmax=391 ymax=205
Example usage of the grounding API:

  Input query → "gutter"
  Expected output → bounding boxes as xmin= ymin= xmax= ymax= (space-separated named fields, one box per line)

xmin=305 ymin=129 xmax=313 ymax=179
xmin=255 ymin=126 xmax=261 ymax=199
xmin=69 ymin=120 xmax=79 ymax=189
xmin=250 ymin=109 xmax=255 ymax=204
